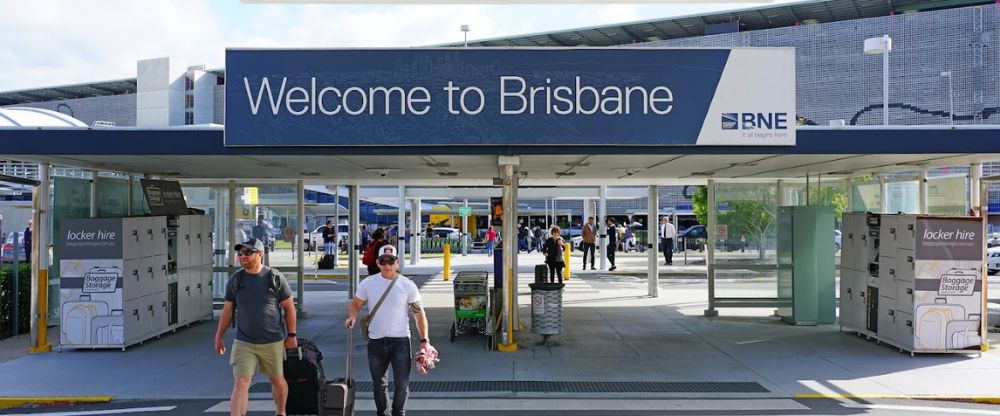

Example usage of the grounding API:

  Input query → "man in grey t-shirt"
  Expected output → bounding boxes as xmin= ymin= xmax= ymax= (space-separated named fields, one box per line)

xmin=215 ymin=238 xmax=297 ymax=416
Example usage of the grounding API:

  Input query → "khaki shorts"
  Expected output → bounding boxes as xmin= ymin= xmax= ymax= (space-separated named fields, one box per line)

xmin=230 ymin=339 xmax=285 ymax=379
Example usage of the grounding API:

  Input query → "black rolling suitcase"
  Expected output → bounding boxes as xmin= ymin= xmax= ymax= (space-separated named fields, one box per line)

xmin=534 ymin=264 xmax=548 ymax=284
xmin=284 ymin=338 xmax=326 ymax=416
xmin=323 ymin=329 xmax=356 ymax=416
xmin=318 ymin=254 xmax=336 ymax=270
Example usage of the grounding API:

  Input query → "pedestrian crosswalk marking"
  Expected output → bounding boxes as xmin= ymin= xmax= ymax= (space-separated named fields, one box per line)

xmin=4 ymin=406 xmax=175 ymax=416
xmin=204 ymin=398 xmax=807 ymax=412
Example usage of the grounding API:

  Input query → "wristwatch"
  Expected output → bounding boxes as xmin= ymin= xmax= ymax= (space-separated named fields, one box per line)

xmin=420 ymin=338 xmax=429 ymax=344
xmin=287 ymin=332 xmax=297 ymax=338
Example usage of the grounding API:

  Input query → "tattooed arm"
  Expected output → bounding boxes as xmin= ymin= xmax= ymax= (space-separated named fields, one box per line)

xmin=410 ymin=301 xmax=430 ymax=344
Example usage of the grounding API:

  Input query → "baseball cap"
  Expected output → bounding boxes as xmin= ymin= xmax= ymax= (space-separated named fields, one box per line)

xmin=235 ymin=238 xmax=265 ymax=252
xmin=377 ymin=244 xmax=398 ymax=260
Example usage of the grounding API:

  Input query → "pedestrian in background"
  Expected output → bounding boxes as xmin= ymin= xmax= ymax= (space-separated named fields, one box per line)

xmin=580 ymin=217 xmax=597 ymax=270
xmin=346 ymin=245 xmax=434 ymax=416
xmin=363 ymin=228 xmax=388 ymax=276
xmin=322 ymin=220 xmax=337 ymax=256
xmin=485 ymin=226 xmax=497 ymax=257
xmin=23 ymin=219 xmax=32 ymax=263
xmin=606 ymin=217 xmax=618 ymax=271
xmin=215 ymin=238 xmax=297 ymax=416
xmin=659 ymin=216 xmax=675 ymax=266
xmin=541 ymin=226 xmax=566 ymax=283
xmin=360 ymin=224 xmax=371 ymax=254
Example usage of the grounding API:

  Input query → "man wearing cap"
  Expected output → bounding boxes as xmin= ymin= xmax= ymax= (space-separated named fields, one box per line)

xmin=215 ymin=238 xmax=297 ymax=416
xmin=346 ymin=245 xmax=432 ymax=416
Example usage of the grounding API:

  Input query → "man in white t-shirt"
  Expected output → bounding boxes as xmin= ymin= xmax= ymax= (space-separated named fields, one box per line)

xmin=346 ymin=245 xmax=431 ymax=416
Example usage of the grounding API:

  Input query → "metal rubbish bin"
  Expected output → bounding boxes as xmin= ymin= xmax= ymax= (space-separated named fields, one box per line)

xmin=529 ymin=282 xmax=565 ymax=340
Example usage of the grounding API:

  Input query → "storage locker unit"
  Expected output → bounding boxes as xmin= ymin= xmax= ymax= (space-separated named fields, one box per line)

xmin=839 ymin=214 xmax=985 ymax=355
xmin=59 ymin=215 xmax=214 ymax=350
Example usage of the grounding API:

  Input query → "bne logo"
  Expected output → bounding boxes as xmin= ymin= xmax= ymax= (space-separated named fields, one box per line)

xmin=721 ymin=112 xmax=789 ymax=130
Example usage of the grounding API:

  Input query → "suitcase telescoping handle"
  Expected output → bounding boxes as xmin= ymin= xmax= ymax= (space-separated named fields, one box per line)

xmin=345 ymin=326 xmax=352 ymax=382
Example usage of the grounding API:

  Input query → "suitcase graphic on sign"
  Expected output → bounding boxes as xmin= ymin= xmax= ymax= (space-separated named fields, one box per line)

xmin=945 ymin=314 xmax=981 ymax=349
xmin=61 ymin=295 xmax=109 ymax=346
xmin=91 ymin=309 xmax=125 ymax=345
xmin=914 ymin=298 xmax=965 ymax=350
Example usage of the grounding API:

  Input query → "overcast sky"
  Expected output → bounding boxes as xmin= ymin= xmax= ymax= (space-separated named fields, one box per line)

xmin=0 ymin=0 xmax=793 ymax=92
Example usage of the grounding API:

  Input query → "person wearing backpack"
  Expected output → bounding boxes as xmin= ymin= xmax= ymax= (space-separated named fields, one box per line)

xmin=214 ymin=238 xmax=297 ymax=416
xmin=541 ymin=226 xmax=566 ymax=283
xmin=363 ymin=228 xmax=388 ymax=276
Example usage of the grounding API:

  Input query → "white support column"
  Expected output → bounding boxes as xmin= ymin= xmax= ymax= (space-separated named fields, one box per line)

xmin=462 ymin=198 xmax=469 ymax=256
xmin=29 ymin=163 xmax=52 ymax=353
xmin=499 ymin=164 xmax=517 ymax=350
xmin=334 ymin=187 xmax=340 ymax=265
xmin=90 ymin=170 xmax=98 ymax=218
xmin=705 ymin=179 xmax=718 ymax=317
xmin=349 ymin=185 xmax=361 ymax=298
xmin=599 ymin=186 xmax=608 ymax=270
xmin=397 ymin=186 xmax=406 ymax=270
xmin=410 ymin=198 xmax=420 ymax=265
xmin=648 ymin=185 xmax=659 ymax=297
xmin=511 ymin=174 xmax=519 ymax=327
xmin=127 ymin=175 xmax=135 ymax=215
xmin=582 ymin=199 xmax=591 ymax=231
xmin=919 ymin=169 xmax=928 ymax=214
xmin=228 ymin=181 xmax=237 ymax=267
xmin=846 ymin=178 xmax=854 ymax=213
xmin=296 ymin=180 xmax=305 ymax=313
xmin=972 ymin=163 xmax=983 ymax=213
xmin=551 ymin=198 xmax=557 ymax=228
xmin=879 ymin=174 xmax=888 ymax=213
xmin=777 ymin=180 xmax=786 ymax=207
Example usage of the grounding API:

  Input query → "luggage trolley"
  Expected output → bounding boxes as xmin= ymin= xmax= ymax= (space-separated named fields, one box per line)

xmin=450 ymin=271 xmax=492 ymax=348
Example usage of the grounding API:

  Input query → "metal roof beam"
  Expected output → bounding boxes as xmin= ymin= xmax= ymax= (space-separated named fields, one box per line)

xmin=546 ymin=34 xmax=568 ymax=46
xmin=619 ymin=25 xmax=642 ymax=43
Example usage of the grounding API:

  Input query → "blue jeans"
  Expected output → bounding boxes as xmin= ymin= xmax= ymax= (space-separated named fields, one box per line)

xmin=368 ymin=337 xmax=412 ymax=416
xmin=324 ymin=241 xmax=335 ymax=255
xmin=486 ymin=241 xmax=494 ymax=256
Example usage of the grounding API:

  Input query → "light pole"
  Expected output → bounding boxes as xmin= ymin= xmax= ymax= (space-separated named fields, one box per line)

xmin=461 ymin=24 xmax=469 ymax=47
xmin=864 ymin=35 xmax=892 ymax=125
xmin=941 ymin=70 xmax=954 ymax=125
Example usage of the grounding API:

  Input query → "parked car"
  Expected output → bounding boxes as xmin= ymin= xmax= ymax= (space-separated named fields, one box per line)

xmin=1 ymin=233 xmax=27 ymax=262
xmin=428 ymin=227 xmax=460 ymax=239
xmin=988 ymin=246 xmax=1000 ymax=274
xmin=677 ymin=225 xmax=707 ymax=251
xmin=988 ymin=233 xmax=1000 ymax=248
xmin=306 ymin=224 xmax=350 ymax=252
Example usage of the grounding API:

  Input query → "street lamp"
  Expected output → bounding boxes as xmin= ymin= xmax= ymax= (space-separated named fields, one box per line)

xmin=864 ymin=35 xmax=892 ymax=125
xmin=461 ymin=24 xmax=470 ymax=47
xmin=940 ymin=70 xmax=954 ymax=125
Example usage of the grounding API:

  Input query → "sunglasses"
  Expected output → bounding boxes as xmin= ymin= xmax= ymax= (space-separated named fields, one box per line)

xmin=237 ymin=249 xmax=258 ymax=257
xmin=377 ymin=257 xmax=397 ymax=266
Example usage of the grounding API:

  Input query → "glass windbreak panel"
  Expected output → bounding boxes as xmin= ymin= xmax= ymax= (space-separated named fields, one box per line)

xmin=886 ymin=181 xmax=919 ymax=214
xmin=780 ymin=182 xmax=807 ymax=206
xmin=712 ymin=183 xmax=777 ymax=265
xmin=713 ymin=269 xmax=779 ymax=299
xmin=927 ymin=175 xmax=969 ymax=215
xmin=96 ymin=177 xmax=130 ymax=218
xmin=851 ymin=182 xmax=882 ymax=212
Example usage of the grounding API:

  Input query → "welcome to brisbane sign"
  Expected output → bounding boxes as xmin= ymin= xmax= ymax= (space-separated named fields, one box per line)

xmin=224 ymin=48 xmax=795 ymax=146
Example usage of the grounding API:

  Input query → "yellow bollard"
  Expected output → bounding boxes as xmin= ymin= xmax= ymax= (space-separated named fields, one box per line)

xmin=443 ymin=243 xmax=450 ymax=281
xmin=562 ymin=242 xmax=571 ymax=281
xmin=29 ymin=269 xmax=52 ymax=353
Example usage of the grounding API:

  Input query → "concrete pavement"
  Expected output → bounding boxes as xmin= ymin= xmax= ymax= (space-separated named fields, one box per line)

xmin=1 ymin=253 xmax=999 ymax=412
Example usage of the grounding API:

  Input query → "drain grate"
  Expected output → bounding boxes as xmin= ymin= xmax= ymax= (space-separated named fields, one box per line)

xmin=250 ymin=381 xmax=766 ymax=394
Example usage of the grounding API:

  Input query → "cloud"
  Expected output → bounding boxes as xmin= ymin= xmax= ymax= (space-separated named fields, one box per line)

xmin=0 ymin=1 xmax=790 ymax=91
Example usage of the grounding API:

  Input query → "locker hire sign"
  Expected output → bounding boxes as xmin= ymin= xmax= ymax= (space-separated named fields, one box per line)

xmin=224 ymin=48 xmax=796 ymax=146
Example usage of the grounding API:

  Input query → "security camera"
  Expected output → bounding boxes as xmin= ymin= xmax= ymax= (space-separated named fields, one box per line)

xmin=626 ymin=170 xmax=635 ymax=176
xmin=378 ymin=170 xmax=389 ymax=178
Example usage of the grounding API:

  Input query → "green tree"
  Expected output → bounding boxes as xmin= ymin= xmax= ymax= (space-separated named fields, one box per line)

xmin=692 ymin=186 xmax=708 ymax=226
xmin=719 ymin=187 xmax=775 ymax=261
xmin=809 ymin=185 xmax=848 ymax=221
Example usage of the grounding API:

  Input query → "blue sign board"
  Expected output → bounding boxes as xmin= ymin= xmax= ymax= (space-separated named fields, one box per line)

xmin=225 ymin=48 xmax=795 ymax=146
